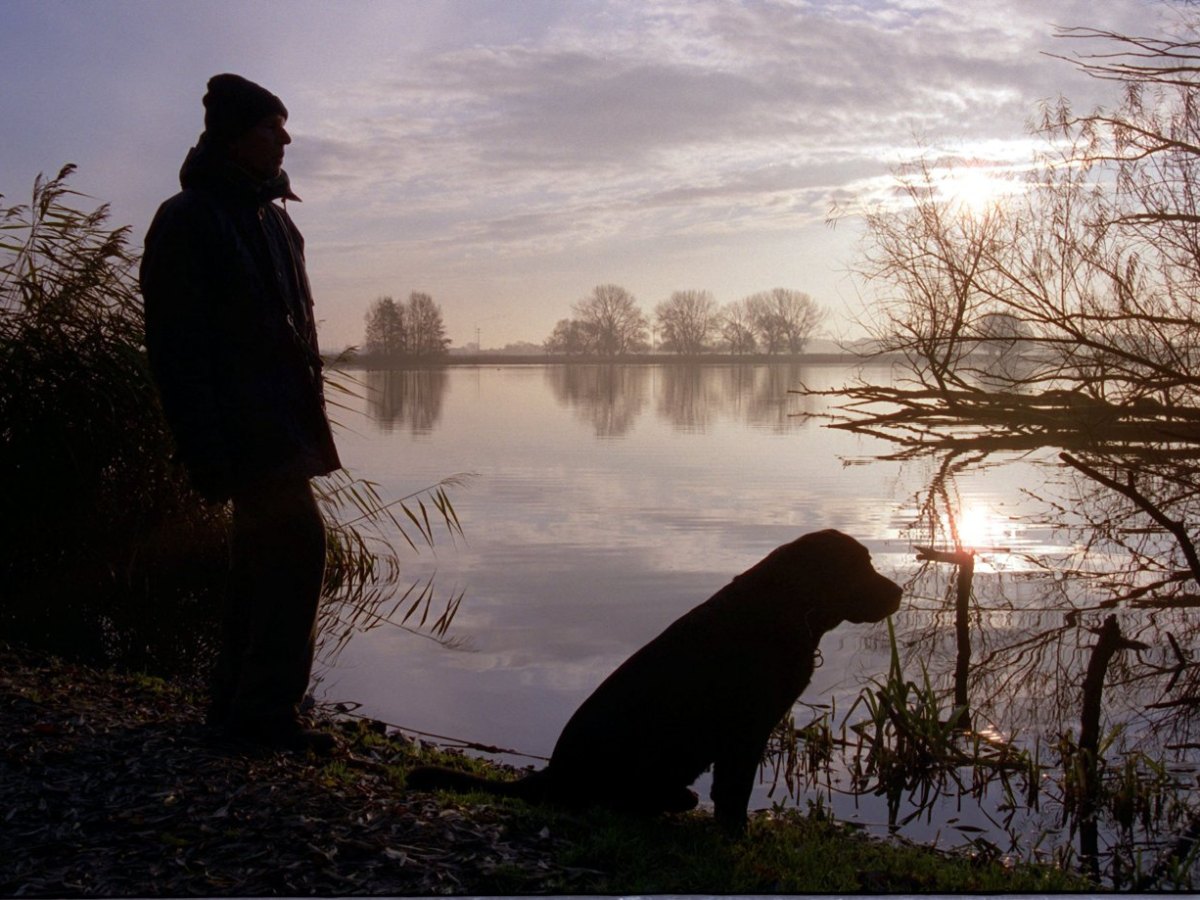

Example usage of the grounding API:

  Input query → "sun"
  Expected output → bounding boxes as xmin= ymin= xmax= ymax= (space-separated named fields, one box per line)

xmin=942 ymin=167 xmax=1009 ymax=214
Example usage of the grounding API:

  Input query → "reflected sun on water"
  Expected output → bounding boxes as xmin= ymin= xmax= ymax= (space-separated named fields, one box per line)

xmin=954 ymin=501 xmax=1011 ymax=552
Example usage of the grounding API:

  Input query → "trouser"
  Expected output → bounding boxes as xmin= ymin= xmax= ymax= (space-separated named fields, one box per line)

xmin=210 ymin=475 xmax=327 ymax=731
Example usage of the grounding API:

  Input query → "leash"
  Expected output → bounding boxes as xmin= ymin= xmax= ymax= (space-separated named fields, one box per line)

xmin=324 ymin=702 xmax=551 ymax=762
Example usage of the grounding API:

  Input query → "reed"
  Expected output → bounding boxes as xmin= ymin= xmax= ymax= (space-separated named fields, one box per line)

xmin=0 ymin=166 xmax=463 ymax=677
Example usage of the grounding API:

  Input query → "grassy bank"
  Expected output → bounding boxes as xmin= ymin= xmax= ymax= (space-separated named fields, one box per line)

xmin=1 ymin=640 xmax=1089 ymax=895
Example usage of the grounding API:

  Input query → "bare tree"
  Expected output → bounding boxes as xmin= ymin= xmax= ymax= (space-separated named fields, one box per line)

xmin=573 ymin=284 xmax=648 ymax=357
xmin=794 ymin=24 xmax=1200 ymax=882
xmin=847 ymin=23 xmax=1200 ymax=406
xmin=404 ymin=291 xmax=450 ymax=358
xmin=773 ymin=288 xmax=826 ymax=352
xmin=745 ymin=288 xmax=826 ymax=355
xmin=814 ymin=18 xmax=1200 ymax=597
xmin=850 ymin=158 xmax=1014 ymax=393
xmin=544 ymin=317 xmax=595 ymax=355
xmin=364 ymin=292 xmax=448 ymax=359
xmin=1044 ymin=25 xmax=1200 ymax=405
xmin=830 ymin=141 xmax=1200 ymax=434
xmin=720 ymin=298 xmax=758 ymax=354
xmin=363 ymin=295 xmax=406 ymax=358
xmin=655 ymin=289 xmax=718 ymax=355
xmin=745 ymin=292 xmax=785 ymax=354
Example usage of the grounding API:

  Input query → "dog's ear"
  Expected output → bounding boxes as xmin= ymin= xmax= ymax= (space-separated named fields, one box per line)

xmin=783 ymin=531 xmax=902 ymax=625
xmin=784 ymin=530 xmax=871 ymax=578
xmin=765 ymin=529 xmax=853 ymax=565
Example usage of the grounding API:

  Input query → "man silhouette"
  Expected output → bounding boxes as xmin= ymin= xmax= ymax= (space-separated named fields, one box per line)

xmin=140 ymin=74 xmax=341 ymax=753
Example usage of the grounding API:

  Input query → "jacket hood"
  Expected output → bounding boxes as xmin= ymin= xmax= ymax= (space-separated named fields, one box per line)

xmin=178 ymin=133 xmax=301 ymax=203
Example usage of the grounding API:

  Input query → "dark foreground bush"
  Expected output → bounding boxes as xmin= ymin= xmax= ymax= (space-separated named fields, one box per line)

xmin=0 ymin=166 xmax=231 ymax=674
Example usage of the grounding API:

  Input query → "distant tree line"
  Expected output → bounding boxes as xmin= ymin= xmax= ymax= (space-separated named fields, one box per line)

xmin=361 ymin=292 xmax=451 ymax=360
xmin=544 ymin=284 xmax=826 ymax=357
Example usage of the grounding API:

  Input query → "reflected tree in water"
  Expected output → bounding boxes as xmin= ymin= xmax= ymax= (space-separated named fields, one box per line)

xmin=756 ymin=442 xmax=1199 ymax=881
xmin=544 ymin=364 xmax=649 ymax=437
xmin=657 ymin=364 xmax=717 ymax=432
xmin=544 ymin=362 xmax=815 ymax=435
xmin=887 ymin=451 xmax=1199 ymax=883
xmin=365 ymin=368 xmax=449 ymax=435
xmin=734 ymin=362 xmax=812 ymax=432
xmin=544 ymin=364 xmax=816 ymax=439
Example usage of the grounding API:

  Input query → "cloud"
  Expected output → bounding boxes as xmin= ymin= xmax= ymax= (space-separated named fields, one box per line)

xmin=1 ymin=0 xmax=1166 ymax=348
xmin=265 ymin=0 xmax=1163 ymax=346
xmin=298 ymin=0 xmax=1136 ymax=230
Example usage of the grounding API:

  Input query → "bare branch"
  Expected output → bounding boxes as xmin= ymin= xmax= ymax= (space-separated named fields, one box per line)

xmin=1060 ymin=452 xmax=1200 ymax=587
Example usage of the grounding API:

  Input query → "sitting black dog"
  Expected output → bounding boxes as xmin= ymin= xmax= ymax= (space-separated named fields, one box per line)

xmin=407 ymin=529 xmax=902 ymax=830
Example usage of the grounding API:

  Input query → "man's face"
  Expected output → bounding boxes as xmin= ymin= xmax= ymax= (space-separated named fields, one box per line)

xmin=229 ymin=114 xmax=291 ymax=181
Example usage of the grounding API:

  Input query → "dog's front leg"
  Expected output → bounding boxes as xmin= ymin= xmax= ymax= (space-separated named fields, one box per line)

xmin=710 ymin=741 xmax=762 ymax=834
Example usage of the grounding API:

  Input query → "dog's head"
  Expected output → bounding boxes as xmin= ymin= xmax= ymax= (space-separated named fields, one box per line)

xmin=751 ymin=529 xmax=902 ymax=629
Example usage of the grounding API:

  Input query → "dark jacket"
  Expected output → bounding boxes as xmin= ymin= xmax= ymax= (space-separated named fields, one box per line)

xmin=140 ymin=138 xmax=341 ymax=501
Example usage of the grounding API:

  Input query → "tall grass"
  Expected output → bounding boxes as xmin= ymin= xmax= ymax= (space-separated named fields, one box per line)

xmin=0 ymin=166 xmax=462 ymax=678
xmin=842 ymin=619 xmax=1039 ymax=832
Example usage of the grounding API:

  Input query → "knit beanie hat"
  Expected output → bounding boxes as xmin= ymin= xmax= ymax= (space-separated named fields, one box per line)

xmin=203 ymin=74 xmax=287 ymax=141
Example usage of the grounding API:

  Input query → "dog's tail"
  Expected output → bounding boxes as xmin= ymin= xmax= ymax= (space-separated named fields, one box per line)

xmin=406 ymin=764 xmax=550 ymax=801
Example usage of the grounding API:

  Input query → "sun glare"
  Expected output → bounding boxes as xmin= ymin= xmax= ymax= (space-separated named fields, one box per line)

xmin=942 ymin=167 xmax=1010 ymax=214
xmin=952 ymin=501 xmax=1009 ymax=551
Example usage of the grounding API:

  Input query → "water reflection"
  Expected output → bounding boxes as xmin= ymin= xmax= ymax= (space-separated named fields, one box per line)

xmin=334 ymin=361 xmax=1200 ymax=887
xmin=800 ymin=446 xmax=1200 ymax=884
xmin=537 ymin=362 xmax=816 ymax=436
xmin=656 ymin=363 xmax=813 ymax=433
xmin=544 ymin=364 xmax=650 ymax=437
xmin=656 ymin=365 xmax=715 ymax=432
xmin=365 ymin=368 xmax=449 ymax=435
xmin=361 ymin=362 xmax=820 ymax=438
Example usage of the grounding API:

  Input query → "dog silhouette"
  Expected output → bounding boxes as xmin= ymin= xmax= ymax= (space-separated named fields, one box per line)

xmin=407 ymin=529 xmax=902 ymax=830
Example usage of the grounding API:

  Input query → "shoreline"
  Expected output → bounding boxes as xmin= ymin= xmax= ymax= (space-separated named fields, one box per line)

xmin=323 ymin=351 xmax=898 ymax=369
xmin=0 ymin=638 xmax=1090 ymax=895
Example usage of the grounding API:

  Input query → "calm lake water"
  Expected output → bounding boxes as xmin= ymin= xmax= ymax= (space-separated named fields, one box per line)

xmin=316 ymin=360 xmax=1189 ymax=862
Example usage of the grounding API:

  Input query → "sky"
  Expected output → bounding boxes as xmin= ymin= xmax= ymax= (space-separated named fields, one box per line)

xmin=0 ymin=0 xmax=1181 ymax=351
